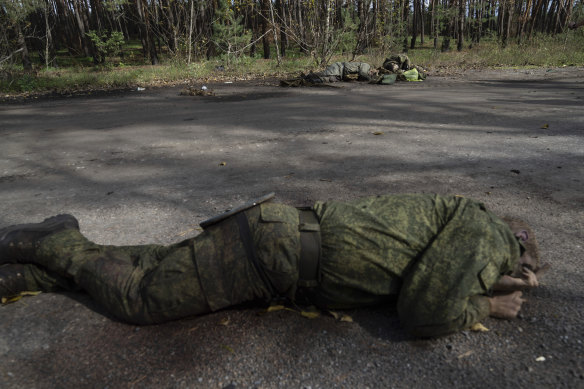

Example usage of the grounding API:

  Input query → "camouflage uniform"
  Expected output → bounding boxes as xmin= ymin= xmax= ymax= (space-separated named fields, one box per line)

xmin=306 ymin=62 xmax=373 ymax=83
xmin=28 ymin=204 xmax=300 ymax=325
xmin=310 ymin=194 xmax=519 ymax=337
xmin=21 ymin=194 xmax=520 ymax=337
xmin=379 ymin=54 xmax=427 ymax=82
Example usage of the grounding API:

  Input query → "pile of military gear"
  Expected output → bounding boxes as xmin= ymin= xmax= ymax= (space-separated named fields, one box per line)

xmin=280 ymin=54 xmax=426 ymax=87
xmin=371 ymin=54 xmax=427 ymax=84
xmin=281 ymin=61 xmax=373 ymax=87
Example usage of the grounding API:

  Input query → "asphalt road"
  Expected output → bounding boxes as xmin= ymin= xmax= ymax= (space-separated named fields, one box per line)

xmin=0 ymin=67 xmax=583 ymax=388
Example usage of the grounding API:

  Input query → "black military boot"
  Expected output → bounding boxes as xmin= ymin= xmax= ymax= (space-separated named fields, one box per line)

xmin=0 ymin=264 xmax=30 ymax=298
xmin=0 ymin=214 xmax=79 ymax=265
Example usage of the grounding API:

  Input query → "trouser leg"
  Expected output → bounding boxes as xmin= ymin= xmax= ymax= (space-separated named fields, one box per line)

xmin=28 ymin=203 xmax=302 ymax=324
xmin=76 ymin=242 xmax=211 ymax=324
xmin=35 ymin=229 xmax=210 ymax=324
xmin=22 ymin=264 xmax=78 ymax=292
xmin=0 ymin=263 xmax=76 ymax=298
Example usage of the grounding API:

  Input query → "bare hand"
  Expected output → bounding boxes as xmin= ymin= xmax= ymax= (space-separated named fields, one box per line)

xmin=488 ymin=291 xmax=526 ymax=319
xmin=519 ymin=262 xmax=552 ymax=288
xmin=521 ymin=267 xmax=538 ymax=287
xmin=492 ymin=263 xmax=551 ymax=291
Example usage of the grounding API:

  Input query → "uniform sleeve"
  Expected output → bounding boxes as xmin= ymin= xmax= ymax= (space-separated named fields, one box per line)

xmin=397 ymin=205 xmax=517 ymax=337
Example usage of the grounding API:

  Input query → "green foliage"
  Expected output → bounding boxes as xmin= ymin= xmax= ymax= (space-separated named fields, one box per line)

xmin=406 ymin=32 xmax=584 ymax=69
xmin=211 ymin=5 xmax=251 ymax=65
xmin=336 ymin=10 xmax=358 ymax=55
xmin=573 ymin=0 xmax=584 ymax=17
xmin=14 ymin=73 xmax=38 ymax=91
xmin=86 ymin=30 xmax=125 ymax=64
xmin=0 ymin=0 xmax=44 ymax=65
xmin=102 ymin=0 xmax=129 ymax=12
xmin=1 ymin=0 xmax=44 ymax=23
xmin=1 ymin=31 xmax=583 ymax=96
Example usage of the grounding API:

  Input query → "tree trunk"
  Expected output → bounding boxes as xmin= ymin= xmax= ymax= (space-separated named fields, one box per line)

xmin=164 ymin=0 xmax=177 ymax=52
xmin=432 ymin=0 xmax=438 ymax=49
xmin=44 ymin=1 xmax=53 ymax=68
xmin=420 ymin=0 xmax=425 ymax=44
xmin=403 ymin=0 xmax=410 ymax=52
xmin=135 ymin=0 xmax=158 ymax=64
xmin=249 ymin=1 xmax=257 ymax=57
xmin=277 ymin=0 xmax=287 ymax=58
xmin=353 ymin=0 xmax=368 ymax=56
xmin=187 ymin=0 xmax=194 ymax=63
xmin=16 ymin=23 xmax=32 ymax=71
xmin=457 ymin=0 xmax=465 ymax=50
xmin=262 ymin=0 xmax=271 ymax=59
xmin=72 ymin=0 xmax=91 ymax=57
xmin=411 ymin=0 xmax=419 ymax=49
xmin=269 ymin=0 xmax=281 ymax=64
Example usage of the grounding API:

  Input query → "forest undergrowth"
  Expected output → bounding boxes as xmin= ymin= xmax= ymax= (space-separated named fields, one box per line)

xmin=1 ymin=32 xmax=583 ymax=97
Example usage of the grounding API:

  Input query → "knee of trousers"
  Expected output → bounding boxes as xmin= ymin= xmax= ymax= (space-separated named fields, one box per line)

xmin=76 ymin=252 xmax=157 ymax=325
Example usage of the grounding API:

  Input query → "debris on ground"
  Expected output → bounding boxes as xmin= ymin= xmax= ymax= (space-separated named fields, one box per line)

xmin=280 ymin=54 xmax=427 ymax=87
xmin=180 ymin=85 xmax=215 ymax=96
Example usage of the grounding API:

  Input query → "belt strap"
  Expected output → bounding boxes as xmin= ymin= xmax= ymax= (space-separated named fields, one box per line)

xmin=235 ymin=212 xmax=277 ymax=297
xmin=297 ymin=209 xmax=321 ymax=288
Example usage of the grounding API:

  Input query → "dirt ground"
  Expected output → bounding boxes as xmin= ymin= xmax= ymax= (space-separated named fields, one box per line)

xmin=0 ymin=67 xmax=583 ymax=389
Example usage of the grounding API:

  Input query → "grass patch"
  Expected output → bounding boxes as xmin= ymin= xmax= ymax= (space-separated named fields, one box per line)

xmin=1 ymin=31 xmax=583 ymax=96
xmin=403 ymin=31 xmax=584 ymax=69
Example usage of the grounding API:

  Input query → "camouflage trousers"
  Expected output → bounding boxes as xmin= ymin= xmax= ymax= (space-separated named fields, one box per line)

xmin=29 ymin=203 xmax=301 ymax=324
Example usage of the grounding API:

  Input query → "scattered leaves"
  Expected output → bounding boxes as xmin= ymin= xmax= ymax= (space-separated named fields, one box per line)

xmin=1 ymin=291 xmax=42 ymax=305
xmin=541 ymin=123 xmax=549 ymax=129
xmin=219 ymin=161 xmax=227 ymax=166
xmin=262 ymin=304 xmax=321 ymax=319
xmin=20 ymin=291 xmax=41 ymax=297
xmin=130 ymin=375 xmax=147 ymax=386
xmin=300 ymin=311 xmax=320 ymax=319
xmin=340 ymin=314 xmax=353 ymax=322
xmin=470 ymin=322 xmax=489 ymax=332
xmin=372 ymin=131 xmax=384 ymax=135
xmin=221 ymin=345 xmax=235 ymax=353
xmin=1 ymin=295 xmax=21 ymax=304
xmin=177 ymin=226 xmax=202 ymax=237
xmin=218 ymin=317 xmax=230 ymax=326
xmin=535 ymin=356 xmax=546 ymax=362
xmin=457 ymin=350 xmax=474 ymax=359
xmin=328 ymin=311 xmax=353 ymax=322
xmin=180 ymin=86 xmax=215 ymax=96
xmin=266 ymin=305 xmax=286 ymax=312
xmin=319 ymin=178 xmax=332 ymax=182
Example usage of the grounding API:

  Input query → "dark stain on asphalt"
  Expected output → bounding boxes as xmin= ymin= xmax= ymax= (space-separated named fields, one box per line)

xmin=204 ymin=92 xmax=289 ymax=103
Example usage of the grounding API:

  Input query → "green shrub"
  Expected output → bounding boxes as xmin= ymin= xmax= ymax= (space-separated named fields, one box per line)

xmin=87 ymin=30 xmax=125 ymax=64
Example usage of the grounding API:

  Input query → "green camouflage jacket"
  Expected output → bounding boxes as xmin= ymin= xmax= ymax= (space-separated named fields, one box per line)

xmin=312 ymin=194 xmax=520 ymax=337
